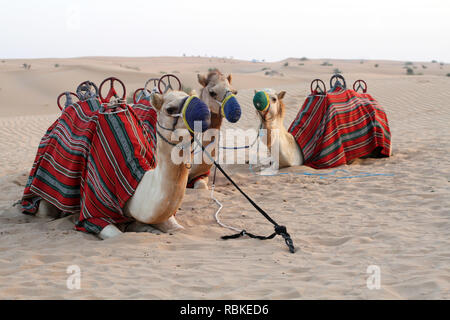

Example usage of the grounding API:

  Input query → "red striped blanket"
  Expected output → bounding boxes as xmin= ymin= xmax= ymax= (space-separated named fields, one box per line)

xmin=21 ymin=99 xmax=157 ymax=234
xmin=288 ymin=84 xmax=391 ymax=169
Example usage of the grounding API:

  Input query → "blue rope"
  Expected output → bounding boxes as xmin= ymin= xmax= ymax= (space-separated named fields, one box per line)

xmin=248 ymin=165 xmax=394 ymax=179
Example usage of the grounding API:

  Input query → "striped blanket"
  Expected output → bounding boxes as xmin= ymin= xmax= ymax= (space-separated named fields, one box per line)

xmin=21 ymin=98 xmax=157 ymax=234
xmin=288 ymin=83 xmax=391 ymax=169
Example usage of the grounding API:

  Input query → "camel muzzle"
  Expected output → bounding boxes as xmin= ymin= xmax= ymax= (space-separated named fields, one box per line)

xmin=181 ymin=96 xmax=211 ymax=133
xmin=220 ymin=93 xmax=242 ymax=123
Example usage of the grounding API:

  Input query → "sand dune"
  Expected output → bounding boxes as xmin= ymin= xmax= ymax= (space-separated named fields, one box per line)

xmin=0 ymin=57 xmax=449 ymax=299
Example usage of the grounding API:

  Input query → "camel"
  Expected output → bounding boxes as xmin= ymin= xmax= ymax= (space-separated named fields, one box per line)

xmin=188 ymin=69 xmax=239 ymax=189
xmin=254 ymin=89 xmax=303 ymax=169
xmin=37 ymin=91 xmax=210 ymax=239
xmin=253 ymin=89 xmax=392 ymax=169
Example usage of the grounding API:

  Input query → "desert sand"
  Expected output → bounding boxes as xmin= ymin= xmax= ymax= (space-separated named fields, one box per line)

xmin=0 ymin=56 xmax=449 ymax=299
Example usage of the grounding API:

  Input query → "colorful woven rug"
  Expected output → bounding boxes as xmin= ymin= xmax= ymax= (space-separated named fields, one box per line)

xmin=21 ymin=99 xmax=157 ymax=234
xmin=288 ymin=83 xmax=391 ymax=169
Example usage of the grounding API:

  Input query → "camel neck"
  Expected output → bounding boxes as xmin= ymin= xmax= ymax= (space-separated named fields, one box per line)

xmin=262 ymin=118 xmax=303 ymax=168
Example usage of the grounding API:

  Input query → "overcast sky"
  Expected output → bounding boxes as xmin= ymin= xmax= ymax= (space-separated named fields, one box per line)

xmin=1 ymin=0 xmax=449 ymax=62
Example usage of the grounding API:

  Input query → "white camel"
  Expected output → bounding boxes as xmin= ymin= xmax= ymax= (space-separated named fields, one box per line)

xmin=38 ymin=91 xmax=205 ymax=239
xmin=188 ymin=69 xmax=238 ymax=189
xmin=254 ymin=89 xmax=392 ymax=169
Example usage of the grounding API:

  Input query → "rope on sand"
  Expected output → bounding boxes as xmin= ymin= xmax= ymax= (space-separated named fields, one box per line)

xmin=248 ymin=166 xmax=395 ymax=179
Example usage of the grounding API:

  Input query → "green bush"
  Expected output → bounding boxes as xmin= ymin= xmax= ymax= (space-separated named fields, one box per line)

xmin=374 ymin=64 xmax=379 ymax=68
xmin=446 ymin=73 xmax=450 ymax=77
xmin=333 ymin=68 xmax=342 ymax=74
xmin=283 ymin=62 xmax=289 ymax=67
xmin=55 ymin=64 xmax=60 ymax=68
xmin=300 ymin=57 xmax=308 ymax=61
xmin=182 ymin=86 xmax=192 ymax=94
xmin=406 ymin=67 xmax=414 ymax=75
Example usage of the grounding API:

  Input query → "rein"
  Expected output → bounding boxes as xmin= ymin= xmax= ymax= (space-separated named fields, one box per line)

xmin=195 ymin=136 xmax=296 ymax=254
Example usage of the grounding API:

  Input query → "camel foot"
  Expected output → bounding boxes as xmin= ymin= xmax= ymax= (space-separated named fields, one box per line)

xmin=125 ymin=222 xmax=163 ymax=235
xmin=36 ymin=199 xmax=61 ymax=219
xmin=152 ymin=216 xmax=185 ymax=233
xmin=194 ymin=178 xmax=209 ymax=190
xmin=99 ymin=224 xmax=123 ymax=240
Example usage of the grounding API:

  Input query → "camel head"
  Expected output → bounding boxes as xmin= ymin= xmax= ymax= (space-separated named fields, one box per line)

xmin=151 ymin=90 xmax=211 ymax=143
xmin=197 ymin=69 xmax=241 ymax=123
xmin=253 ymin=89 xmax=286 ymax=123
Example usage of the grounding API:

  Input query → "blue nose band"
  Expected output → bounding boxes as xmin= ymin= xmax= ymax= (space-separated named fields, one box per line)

xmin=182 ymin=96 xmax=211 ymax=133
xmin=221 ymin=94 xmax=242 ymax=123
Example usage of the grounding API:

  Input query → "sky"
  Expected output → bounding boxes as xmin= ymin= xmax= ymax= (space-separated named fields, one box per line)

xmin=0 ymin=0 xmax=449 ymax=62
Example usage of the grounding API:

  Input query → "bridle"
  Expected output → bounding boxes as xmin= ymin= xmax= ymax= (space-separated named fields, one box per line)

xmin=204 ymin=87 xmax=234 ymax=118
xmin=155 ymin=97 xmax=197 ymax=167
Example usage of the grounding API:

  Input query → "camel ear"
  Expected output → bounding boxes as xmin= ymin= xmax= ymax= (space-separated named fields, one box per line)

xmin=227 ymin=74 xmax=233 ymax=84
xmin=197 ymin=74 xmax=208 ymax=87
xmin=277 ymin=91 xmax=286 ymax=100
xmin=151 ymin=93 xmax=164 ymax=110
xmin=254 ymin=90 xmax=258 ymax=95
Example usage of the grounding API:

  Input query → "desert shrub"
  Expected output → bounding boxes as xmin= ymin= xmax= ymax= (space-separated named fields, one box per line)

xmin=283 ymin=62 xmax=289 ymax=67
xmin=172 ymin=70 xmax=180 ymax=74
xmin=159 ymin=71 xmax=167 ymax=74
xmin=262 ymin=67 xmax=270 ymax=71
xmin=333 ymin=68 xmax=342 ymax=74
xmin=446 ymin=73 xmax=450 ymax=77
xmin=374 ymin=64 xmax=379 ymax=68
xmin=406 ymin=67 xmax=414 ymax=75
xmin=405 ymin=61 xmax=413 ymax=66
xmin=300 ymin=57 xmax=308 ymax=61
xmin=422 ymin=65 xmax=427 ymax=69
xmin=321 ymin=61 xmax=333 ymax=67
xmin=55 ymin=64 xmax=60 ymax=68
xmin=299 ymin=63 xmax=304 ymax=66
xmin=182 ymin=86 xmax=192 ymax=94
xmin=432 ymin=60 xmax=437 ymax=63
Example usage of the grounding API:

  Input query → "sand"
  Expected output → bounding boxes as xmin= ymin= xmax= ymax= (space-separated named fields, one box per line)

xmin=0 ymin=57 xmax=449 ymax=299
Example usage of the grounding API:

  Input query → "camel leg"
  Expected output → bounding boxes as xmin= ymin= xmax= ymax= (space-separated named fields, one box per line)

xmin=125 ymin=221 xmax=163 ymax=235
xmin=99 ymin=224 xmax=123 ymax=240
xmin=36 ymin=199 xmax=61 ymax=219
xmin=152 ymin=216 xmax=185 ymax=233
xmin=194 ymin=177 xmax=209 ymax=190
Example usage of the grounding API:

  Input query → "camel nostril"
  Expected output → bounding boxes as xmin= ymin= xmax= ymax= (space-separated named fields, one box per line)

xmin=209 ymin=91 xmax=217 ymax=98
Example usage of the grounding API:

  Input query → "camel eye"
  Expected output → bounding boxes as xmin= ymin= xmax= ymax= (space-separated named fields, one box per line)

xmin=271 ymin=97 xmax=277 ymax=103
xmin=209 ymin=91 xmax=217 ymax=98
xmin=166 ymin=105 xmax=179 ymax=115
